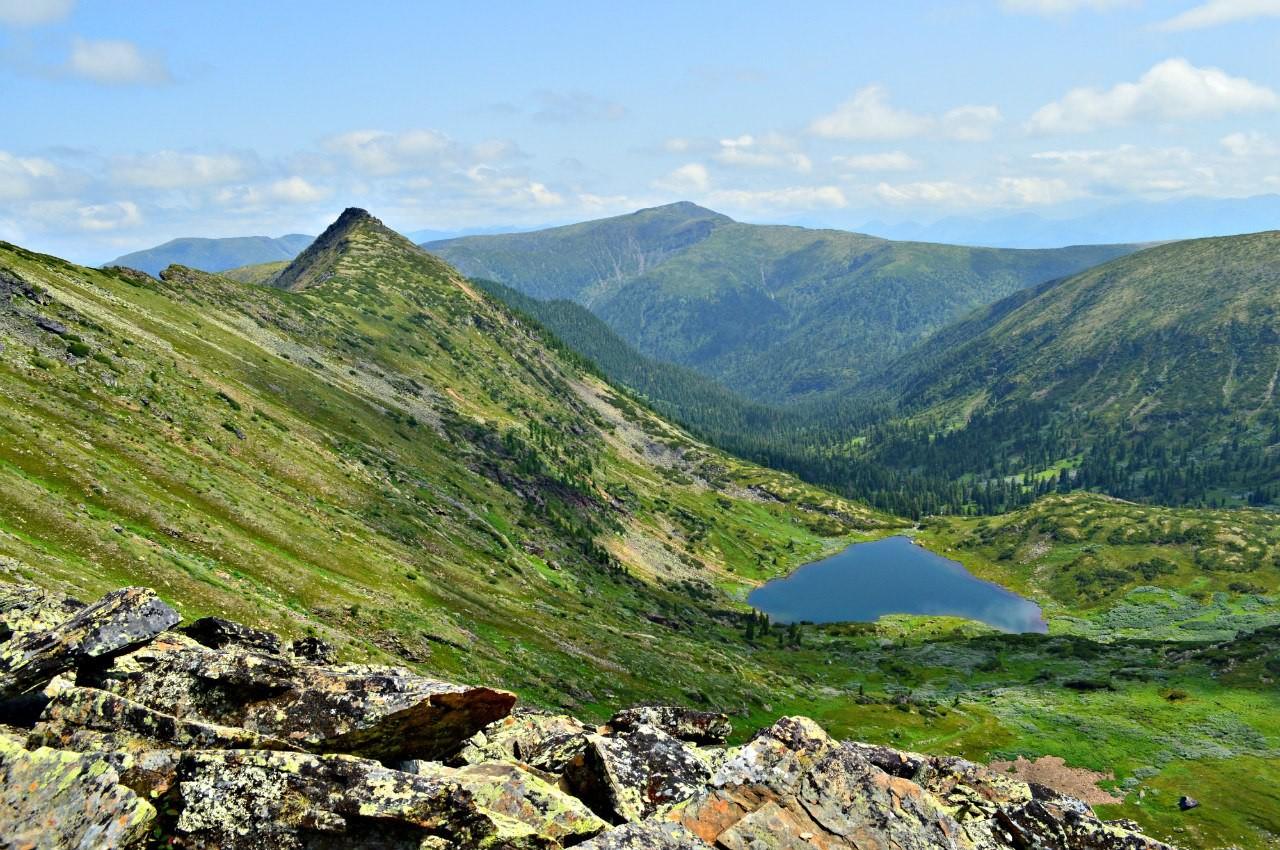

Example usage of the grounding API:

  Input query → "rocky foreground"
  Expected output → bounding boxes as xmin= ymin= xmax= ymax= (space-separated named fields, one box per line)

xmin=0 ymin=583 xmax=1174 ymax=849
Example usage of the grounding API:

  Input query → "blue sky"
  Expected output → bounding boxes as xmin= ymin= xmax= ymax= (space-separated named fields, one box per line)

xmin=2 ymin=0 xmax=1279 ymax=261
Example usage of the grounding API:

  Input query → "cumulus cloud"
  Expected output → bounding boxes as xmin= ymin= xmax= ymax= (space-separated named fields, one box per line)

xmin=65 ymin=37 xmax=171 ymax=85
xmin=110 ymin=151 xmax=253 ymax=190
xmin=708 ymin=185 xmax=848 ymax=212
xmin=714 ymin=135 xmax=812 ymax=172
xmin=1156 ymin=0 xmax=1280 ymax=30
xmin=1031 ymin=145 xmax=1204 ymax=193
xmin=1220 ymin=131 xmax=1280 ymax=157
xmin=1000 ymin=0 xmax=1134 ymax=12
xmin=942 ymin=105 xmax=1003 ymax=141
xmin=874 ymin=177 xmax=1081 ymax=208
xmin=324 ymin=129 xmax=520 ymax=177
xmin=810 ymin=86 xmax=1001 ymax=142
xmin=0 ymin=151 xmax=64 ymax=200
xmin=655 ymin=163 xmax=711 ymax=193
xmin=1028 ymin=58 xmax=1278 ymax=133
xmin=74 ymin=200 xmax=142 ymax=232
xmin=831 ymin=151 xmax=920 ymax=172
xmin=532 ymin=90 xmax=626 ymax=124
xmin=0 ymin=0 xmax=74 ymax=26
xmin=214 ymin=177 xmax=330 ymax=209
xmin=809 ymin=85 xmax=934 ymax=140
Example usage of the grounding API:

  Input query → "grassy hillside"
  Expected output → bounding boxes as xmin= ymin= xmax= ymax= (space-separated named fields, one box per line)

xmin=5 ymin=213 xmax=1278 ymax=848
xmin=852 ymin=231 xmax=1280 ymax=509
xmin=0 ymin=210 xmax=890 ymax=715
xmin=108 ymin=234 xmax=313 ymax=276
xmin=427 ymin=203 xmax=1138 ymax=402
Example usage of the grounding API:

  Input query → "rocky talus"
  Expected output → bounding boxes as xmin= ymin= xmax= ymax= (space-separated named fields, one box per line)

xmin=0 ymin=581 xmax=1175 ymax=849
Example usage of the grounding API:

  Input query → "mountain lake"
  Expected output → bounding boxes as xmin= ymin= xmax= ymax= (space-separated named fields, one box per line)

xmin=749 ymin=535 xmax=1047 ymax=633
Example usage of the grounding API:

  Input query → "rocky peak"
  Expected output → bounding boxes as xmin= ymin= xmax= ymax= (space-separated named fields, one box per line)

xmin=272 ymin=206 xmax=420 ymax=291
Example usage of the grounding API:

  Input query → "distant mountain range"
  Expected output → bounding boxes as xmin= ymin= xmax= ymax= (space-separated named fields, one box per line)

xmin=108 ymin=234 xmax=316 ymax=277
xmin=107 ymin=225 xmax=528 ymax=277
xmin=859 ymin=194 xmax=1280 ymax=249
xmin=425 ymin=202 xmax=1137 ymax=402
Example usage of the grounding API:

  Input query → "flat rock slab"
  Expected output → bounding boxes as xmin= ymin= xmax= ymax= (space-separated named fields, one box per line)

xmin=0 ymin=734 xmax=155 ymax=850
xmin=608 ymin=705 xmax=731 ymax=745
xmin=181 ymin=616 xmax=283 ymax=655
xmin=91 ymin=641 xmax=516 ymax=762
xmin=31 ymin=685 xmax=299 ymax=753
xmin=565 ymin=724 xmax=710 ymax=824
xmin=457 ymin=711 xmax=591 ymax=773
xmin=0 ymin=586 xmax=179 ymax=699
xmin=174 ymin=749 xmax=553 ymax=849
xmin=577 ymin=821 xmax=714 ymax=849
xmin=402 ymin=759 xmax=608 ymax=845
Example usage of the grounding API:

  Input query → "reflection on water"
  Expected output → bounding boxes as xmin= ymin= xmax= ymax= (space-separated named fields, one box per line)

xmin=748 ymin=536 xmax=1047 ymax=633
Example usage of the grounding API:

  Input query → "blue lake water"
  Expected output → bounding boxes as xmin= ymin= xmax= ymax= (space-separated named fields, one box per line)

xmin=748 ymin=536 xmax=1047 ymax=633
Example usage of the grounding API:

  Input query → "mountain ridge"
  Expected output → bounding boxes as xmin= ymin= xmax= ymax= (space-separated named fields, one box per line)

xmin=426 ymin=203 xmax=1141 ymax=402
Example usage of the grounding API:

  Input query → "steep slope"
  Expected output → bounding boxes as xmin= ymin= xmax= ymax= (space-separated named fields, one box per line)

xmin=108 ymin=233 xmax=313 ymax=276
xmin=0 ymin=210 xmax=890 ymax=714
xmin=857 ymin=230 xmax=1280 ymax=506
xmin=427 ymin=204 xmax=1138 ymax=401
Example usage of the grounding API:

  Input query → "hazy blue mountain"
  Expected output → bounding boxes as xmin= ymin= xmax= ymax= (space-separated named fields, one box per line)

xmin=108 ymin=234 xmax=314 ymax=276
xmin=860 ymin=194 xmax=1280 ymax=249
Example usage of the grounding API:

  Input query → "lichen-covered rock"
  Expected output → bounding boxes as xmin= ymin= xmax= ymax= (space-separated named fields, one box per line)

xmin=608 ymin=705 xmax=732 ymax=745
xmin=89 ymin=639 xmax=515 ymax=761
xmin=675 ymin=718 xmax=1175 ymax=850
xmin=402 ymin=758 xmax=608 ymax=845
xmin=0 ymin=586 xmax=180 ymax=698
xmin=182 ymin=616 xmax=283 ymax=655
xmin=30 ymin=685 xmax=299 ymax=753
xmin=565 ymin=724 xmax=711 ymax=824
xmin=577 ymin=821 xmax=714 ymax=849
xmin=457 ymin=710 xmax=591 ymax=773
xmin=289 ymin=635 xmax=337 ymax=664
xmin=173 ymin=749 xmax=549 ymax=849
xmin=0 ymin=733 xmax=155 ymax=849
xmin=0 ymin=582 xmax=85 ymax=643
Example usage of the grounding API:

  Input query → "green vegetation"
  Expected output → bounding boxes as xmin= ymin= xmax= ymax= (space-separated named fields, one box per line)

xmin=6 ymin=211 xmax=1279 ymax=847
xmin=426 ymin=202 xmax=1136 ymax=402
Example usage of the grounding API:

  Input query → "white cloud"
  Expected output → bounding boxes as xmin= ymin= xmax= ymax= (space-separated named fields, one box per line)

xmin=1028 ymin=58 xmax=1278 ymax=133
xmin=708 ymin=185 xmax=848 ymax=211
xmin=942 ymin=105 xmax=1003 ymax=141
xmin=215 ymin=177 xmax=329 ymax=208
xmin=656 ymin=162 xmax=711 ymax=193
xmin=324 ymin=129 xmax=519 ymax=177
xmin=66 ymin=37 xmax=170 ymax=85
xmin=810 ymin=87 xmax=1001 ymax=143
xmin=874 ymin=177 xmax=1081 ymax=207
xmin=714 ymin=134 xmax=812 ymax=172
xmin=0 ymin=151 xmax=63 ymax=200
xmin=662 ymin=137 xmax=696 ymax=153
xmin=809 ymin=85 xmax=934 ymax=140
xmin=75 ymin=200 xmax=142 ymax=232
xmin=831 ymin=151 xmax=920 ymax=172
xmin=1000 ymin=0 xmax=1135 ymax=13
xmin=1220 ymin=131 xmax=1279 ymax=157
xmin=1157 ymin=0 xmax=1280 ymax=30
xmin=110 ymin=152 xmax=252 ymax=189
xmin=0 ymin=0 xmax=74 ymax=26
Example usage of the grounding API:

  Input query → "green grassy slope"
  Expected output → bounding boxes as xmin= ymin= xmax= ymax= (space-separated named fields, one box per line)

xmin=426 ymin=203 xmax=1138 ymax=402
xmin=854 ymin=231 xmax=1280 ymax=507
xmin=0 ymin=210 xmax=890 ymax=714
xmin=108 ymin=234 xmax=313 ymax=276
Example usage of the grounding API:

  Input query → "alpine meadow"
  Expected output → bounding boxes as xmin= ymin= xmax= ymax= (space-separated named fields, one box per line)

xmin=1 ymin=3 xmax=1278 ymax=849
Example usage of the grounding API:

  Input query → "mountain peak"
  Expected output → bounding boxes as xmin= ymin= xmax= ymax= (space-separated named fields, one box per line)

xmin=636 ymin=201 xmax=732 ymax=223
xmin=272 ymin=207 xmax=417 ymax=291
